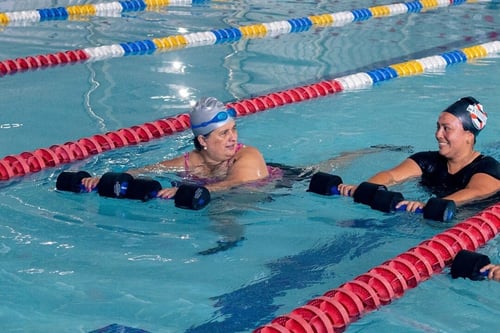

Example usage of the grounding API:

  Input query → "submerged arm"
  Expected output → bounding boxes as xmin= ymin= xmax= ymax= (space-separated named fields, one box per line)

xmin=443 ymin=173 xmax=500 ymax=206
xmin=367 ymin=158 xmax=422 ymax=186
xmin=313 ymin=144 xmax=414 ymax=173
xmin=126 ymin=155 xmax=185 ymax=176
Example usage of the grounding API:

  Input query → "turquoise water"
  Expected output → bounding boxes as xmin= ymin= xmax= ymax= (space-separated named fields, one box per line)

xmin=0 ymin=1 xmax=499 ymax=332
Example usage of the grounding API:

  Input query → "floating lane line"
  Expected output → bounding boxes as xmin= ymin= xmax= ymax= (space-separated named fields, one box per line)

xmin=0 ymin=1 xmax=201 ymax=25
xmin=0 ymin=0 xmax=488 ymax=78
xmin=0 ymin=40 xmax=498 ymax=180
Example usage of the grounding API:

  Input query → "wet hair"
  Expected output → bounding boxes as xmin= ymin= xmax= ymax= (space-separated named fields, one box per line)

xmin=193 ymin=136 xmax=204 ymax=151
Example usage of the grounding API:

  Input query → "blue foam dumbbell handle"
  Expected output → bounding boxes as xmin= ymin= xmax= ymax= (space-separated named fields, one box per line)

xmin=396 ymin=198 xmax=456 ymax=222
xmin=395 ymin=205 xmax=423 ymax=213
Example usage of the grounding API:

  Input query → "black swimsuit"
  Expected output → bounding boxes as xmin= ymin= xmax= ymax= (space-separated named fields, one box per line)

xmin=409 ymin=151 xmax=500 ymax=198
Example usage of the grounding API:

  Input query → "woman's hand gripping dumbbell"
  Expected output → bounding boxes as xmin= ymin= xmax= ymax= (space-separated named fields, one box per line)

xmin=308 ymin=172 xmax=456 ymax=222
xmin=56 ymin=171 xmax=210 ymax=210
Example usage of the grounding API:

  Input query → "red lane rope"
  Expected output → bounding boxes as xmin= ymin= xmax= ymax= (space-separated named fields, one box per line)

xmin=0 ymin=50 xmax=90 ymax=76
xmin=0 ymin=79 xmax=344 ymax=180
xmin=253 ymin=203 xmax=500 ymax=333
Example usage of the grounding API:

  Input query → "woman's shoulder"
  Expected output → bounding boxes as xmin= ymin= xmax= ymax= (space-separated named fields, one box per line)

xmin=236 ymin=144 xmax=262 ymax=155
xmin=409 ymin=151 xmax=443 ymax=165
xmin=474 ymin=154 xmax=500 ymax=179
xmin=234 ymin=144 xmax=267 ymax=165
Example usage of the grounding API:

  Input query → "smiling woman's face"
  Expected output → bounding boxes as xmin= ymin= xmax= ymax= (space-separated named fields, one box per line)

xmin=435 ymin=112 xmax=474 ymax=159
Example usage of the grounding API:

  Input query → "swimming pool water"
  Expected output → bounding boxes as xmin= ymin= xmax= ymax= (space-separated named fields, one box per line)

xmin=0 ymin=1 xmax=499 ymax=332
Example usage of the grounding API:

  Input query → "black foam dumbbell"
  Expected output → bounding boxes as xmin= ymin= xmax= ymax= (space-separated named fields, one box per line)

xmin=352 ymin=181 xmax=388 ymax=205
xmin=372 ymin=191 xmax=456 ymax=222
xmin=451 ymin=249 xmax=490 ymax=280
xmin=307 ymin=172 xmax=343 ymax=195
xmin=56 ymin=171 xmax=92 ymax=193
xmin=369 ymin=189 xmax=456 ymax=222
xmin=57 ymin=171 xmax=160 ymax=201
xmin=56 ymin=171 xmax=211 ymax=209
xmin=307 ymin=173 xmax=456 ymax=222
xmin=96 ymin=172 xmax=134 ymax=199
xmin=369 ymin=189 xmax=405 ymax=213
xmin=125 ymin=177 xmax=162 ymax=201
xmin=174 ymin=184 xmax=211 ymax=210
xmin=421 ymin=197 xmax=456 ymax=222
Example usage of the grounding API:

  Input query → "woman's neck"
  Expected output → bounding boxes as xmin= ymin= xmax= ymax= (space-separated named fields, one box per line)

xmin=193 ymin=151 xmax=231 ymax=177
xmin=447 ymin=150 xmax=479 ymax=174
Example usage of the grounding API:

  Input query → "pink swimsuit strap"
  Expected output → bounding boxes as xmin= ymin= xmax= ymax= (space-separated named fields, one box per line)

xmin=184 ymin=151 xmax=190 ymax=172
xmin=184 ymin=143 xmax=244 ymax=173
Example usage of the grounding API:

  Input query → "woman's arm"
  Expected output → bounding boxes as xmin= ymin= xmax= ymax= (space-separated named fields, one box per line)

xmin=80 ymin=154 xmax=187 ymax=192
xmin=367 ymin=158 xmax=423 ymax=186
xmin=126 ymin=155 xmax=185 ymax=176
xmin=443 ymin=173 xmax=500 ymax=205
xmin=205 ymin=146 xmax=269 ymax=192
xmin=338 ymin=158 xmax=422 ymax=196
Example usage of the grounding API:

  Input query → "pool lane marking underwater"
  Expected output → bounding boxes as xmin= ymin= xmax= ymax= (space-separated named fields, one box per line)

xmin=252 ymin=204 xmax=500 ymax=333
xmin=0 ymin=40 xmax=499 ymax=181
xmin=0 ymin=0 xmax=492 ymax=76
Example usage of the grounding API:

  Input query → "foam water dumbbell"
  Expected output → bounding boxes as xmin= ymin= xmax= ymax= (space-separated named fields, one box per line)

xmin=56 ymin=171 xmax=211 ymax=209
xmin=96 ymin=172 xmax=135 ymax=199
xmin=123 ymin=177 xmax=162 ymax=201
xmin=307 ymin=172 xmax=456 ymax=222
xmin=356 ymin=184 xmax=456 ymax=222
xmin=352 ymin=181 xmax=389 ymax=206
xmin=55 ymin=170 xmax=92 ymax=193
xmin=57 ymin=171 xmax=161 ymax=201
xmin=451 ymin=249 xmax=490 ymax=280
xmin=174 ymin=184 xmax=211 ymax=210
xmin=307 ymin=171 xmax=343 ymax=195
xmin=308 ymin=172 xmax=388 ymax=201
xmin=369 ymin=188 xmax=404 ymax=213
xmin=420 ymin=197 xmax=456 ymax=222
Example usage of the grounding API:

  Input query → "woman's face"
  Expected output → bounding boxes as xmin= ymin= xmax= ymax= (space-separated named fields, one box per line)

xmin=435 ymin=112 xmax=473 ymax=159
xmin=200 ymin=119 xmax=238 ymax=161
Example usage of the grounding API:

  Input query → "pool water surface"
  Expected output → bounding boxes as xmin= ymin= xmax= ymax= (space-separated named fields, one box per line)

xmin=0 ymin=1 xmax=499 ymax=332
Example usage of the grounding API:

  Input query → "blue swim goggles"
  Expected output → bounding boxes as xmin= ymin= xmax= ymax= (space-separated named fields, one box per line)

xmin=191 ymin=108 xmax=237 ymax=129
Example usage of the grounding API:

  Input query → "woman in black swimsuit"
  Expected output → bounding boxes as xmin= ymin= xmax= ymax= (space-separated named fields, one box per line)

xmin=338 ymin=96 xmax=500 ymax=212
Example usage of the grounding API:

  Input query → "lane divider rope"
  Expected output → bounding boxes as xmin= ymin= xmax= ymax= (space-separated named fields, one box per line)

xmin=0 ymin=0 xmax=487 ymax=78
xmin=0 ymin=40 xmax=498 ymax=181
xmin=0 ymin=1 xmax=204 ymax=25
xmin=252 ymin=203 xmax=500 ymax=333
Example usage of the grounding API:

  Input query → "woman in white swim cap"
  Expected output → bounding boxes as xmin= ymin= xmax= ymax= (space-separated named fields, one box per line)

xmin=128 ymin=97 xmax=269 ymax=198
xmin=80 ymin=97 xmax=273 ymax=197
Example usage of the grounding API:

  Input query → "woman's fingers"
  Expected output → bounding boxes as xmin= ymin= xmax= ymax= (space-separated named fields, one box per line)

xmin=157 ymin=187 xmax=178 ymax=199
xmin=81 ymin=177 xmax=99 ymax=192
xmin=337 ymin=184 xmax=356 ymax=197
xmin=395 ymin=200 xmax=425 ymax=212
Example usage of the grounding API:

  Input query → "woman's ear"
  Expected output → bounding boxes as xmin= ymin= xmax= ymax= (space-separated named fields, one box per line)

xmin=198 ymin=135 xmax=208 ymax=149
xmin=465 ymin=131 xmax=475 ymax=145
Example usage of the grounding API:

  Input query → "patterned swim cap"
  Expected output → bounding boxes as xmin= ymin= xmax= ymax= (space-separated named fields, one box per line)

xmin=189 ymin=97 xmax=236 ymax=136
xmin=443 ymin=96 xmax=487 ymax=136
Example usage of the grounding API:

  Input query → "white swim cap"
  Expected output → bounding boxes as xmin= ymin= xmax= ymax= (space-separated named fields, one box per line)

xmin=190 ymin=97 xmax=236 ymax=136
